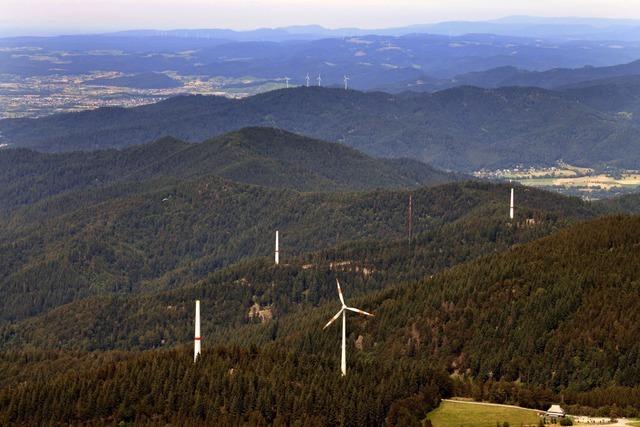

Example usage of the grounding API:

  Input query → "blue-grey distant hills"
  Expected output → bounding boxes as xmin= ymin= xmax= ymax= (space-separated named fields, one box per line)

xmin=105 ymin=16 xmax=640 ymax=42
xmin=4 ymin=31 xmax=640 ymax=86
xmin=3 ymin=84 xmax=640 ymax=171
xmin=430 ymin=59 xmax=640 ymax=91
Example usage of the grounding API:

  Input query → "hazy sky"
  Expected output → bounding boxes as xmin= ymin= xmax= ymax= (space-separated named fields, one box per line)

xmin=3 ymin=0 xmax=640 ymax=34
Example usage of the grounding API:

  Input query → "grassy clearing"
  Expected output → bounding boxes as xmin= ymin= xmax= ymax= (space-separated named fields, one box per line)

xmin=628 ymin=420 xmax=640 ymax=427
xmin=426 ymin=400 xmax=540 ymax=427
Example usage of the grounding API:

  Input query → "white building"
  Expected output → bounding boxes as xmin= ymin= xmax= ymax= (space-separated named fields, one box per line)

xmin=546 ymin=405 xmax=566 ymax=419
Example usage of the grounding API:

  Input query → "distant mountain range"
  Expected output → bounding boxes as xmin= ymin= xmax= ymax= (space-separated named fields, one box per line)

xmin=430 ymin=59 xmax=640 ymax=91
xmin=95 ymin=16 xmax=640 ymax=42
xmin=4 ymin=31 xmax=640 ymax=85
xmin=4 ymin=83 xmax=640 ymax=171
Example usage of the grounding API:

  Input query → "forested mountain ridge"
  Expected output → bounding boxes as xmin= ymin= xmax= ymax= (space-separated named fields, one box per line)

xmin=0 ymin=127 xmax=456 ymax=211
xmin=225 ymin=215 xmax=640 ymax=409
xmin=3 ymin=86 xmax=640 ymax=171
xmin=447 ymin=59 xmax=640 ymax=90
xmin=0 ymin=179 xmax=597 ymax=327
xmin=559 ymin=75 xmax=640 ymax=126
xmin=2 ymin=180 xmax=595 ymax=351
xmin=1 ymin=215 xmax=639 ymax=425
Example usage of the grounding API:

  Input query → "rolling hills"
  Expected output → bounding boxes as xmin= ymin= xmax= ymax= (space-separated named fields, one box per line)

xmin=1 ymin=215 xmax=639 ymax=425
xmin=448 ymin=59 xmax=640 ymax=90
xmin=3 ymin=86 xmax=640 ymax=171
xmin=0 ymin=123 xmax=638 ymax=425
xmin=0 ymin=127 xmax=457 ymax=211
xmin=0 ymin=180 xmax=597 ymax=350
xmin=0 ymin=175 xmax=594 ymax=326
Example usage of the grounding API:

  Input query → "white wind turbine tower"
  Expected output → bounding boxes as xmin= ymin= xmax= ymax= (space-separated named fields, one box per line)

xmin=306 ymin=73 xmax=310 ymax=87
xmin=509 ymin=186 xmax=515 ymax=220
xmin=275 ymin=230 xmax=280 ymax=265
xmin=323 ymin=279 xmax=374 ymax=376
xmin=194 ymin=300 xmax=201 ymax=362
xmin=284 ymin=76 xmax=290 ymax=88
xmin=343 ymin=75 xmax=350 ymax=90
xmin=317 ymin=73 xmax=322 ymax=87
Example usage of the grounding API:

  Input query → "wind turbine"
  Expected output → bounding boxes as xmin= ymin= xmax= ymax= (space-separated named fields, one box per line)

xmin=323 ymin=279 xmax=374 ymax=376
xmin=194 ymin=300 xmax=201 ymax=362
xmin=317 ymin=73 xmax=322 ymax=87
xmin=344 ymin=75 xmax=350 ymax=90
xmin=305 ymin=73 xmax=310 ymax=87
xmin=509 ymin=186 xmax=515 ymax=220
xmin=284 ymin=76 xmax=290 ymax=88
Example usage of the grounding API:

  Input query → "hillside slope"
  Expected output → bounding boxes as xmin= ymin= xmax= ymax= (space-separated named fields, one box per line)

xmin=227 ymin=215 xmax=640 ymax=408
xmin=2 ymin=181 xmax=595 ymax=350
xmin=451 ymin=60 xmax=640 ymax=90
xmin=0 ymin=180 xmax=596 ymax=325
xmin=2 ymin=86 xmax=639 ymax=171
xmin=0 ymin=127 xmax=456 ymax=211
xmin=1 ymin=216 xmax=639 ymax=425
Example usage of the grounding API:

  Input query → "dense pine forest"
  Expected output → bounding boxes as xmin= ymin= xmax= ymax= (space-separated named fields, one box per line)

xmin=1 ymin=127 xmax=640 ymax=425
xmin=1 ymin=216 xmax=640 ymax=424
xmin=0 ymin=127 xmax=457 ymax=212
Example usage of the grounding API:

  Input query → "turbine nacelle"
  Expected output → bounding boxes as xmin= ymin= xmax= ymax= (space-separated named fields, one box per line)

xmin=323 ymin=279 xmax=373 ymax=329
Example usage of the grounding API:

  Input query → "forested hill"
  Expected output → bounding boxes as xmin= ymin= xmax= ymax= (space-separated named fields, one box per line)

xmin=449 ymin=59 xmax=640 ymax=90
xmin=1 ymin=216 xmax=639 ymax=425
xmin=2 ymin=180 xmax=595 ymax=351
xmin=2 ymin=86 xmax=640 ymax=171
xmin=228 ymin=215 xmax=640 ymax=412
xmin=0 ymin=179 xmax=596 ymax=326
xmin=0 ymin=127 xmax=457 ymax=211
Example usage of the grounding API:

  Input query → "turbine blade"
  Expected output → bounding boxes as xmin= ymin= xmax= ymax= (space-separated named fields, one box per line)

xmin=323 ymin=309 xmax=344 ymax=329
xmin=346 ymin=307 xmax=374 ymax=317
xmin=336 ymin=279 xmax=345 ymax=306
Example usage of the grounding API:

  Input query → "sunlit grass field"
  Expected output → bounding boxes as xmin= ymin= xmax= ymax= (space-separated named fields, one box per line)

xmin=426 ymin=400 xmax=541 ymax=427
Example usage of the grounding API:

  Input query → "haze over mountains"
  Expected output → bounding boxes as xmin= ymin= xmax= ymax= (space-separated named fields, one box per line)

xmin=5 ymin=25 xmax=640 ymax=90
xmin=11 ymin=16 xmax=640 ymax=42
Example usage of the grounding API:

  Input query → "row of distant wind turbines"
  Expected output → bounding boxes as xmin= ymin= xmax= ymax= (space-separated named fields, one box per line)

xmin=193 ymin=186 xmax=517 ymax=376
xmin=282 ymin=74 xmax=350 ymax=90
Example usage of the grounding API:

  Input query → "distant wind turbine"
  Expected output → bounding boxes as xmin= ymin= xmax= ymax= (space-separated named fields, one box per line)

xmin=344 ymin=75 xmax=350 ymax=90
xmin=324 ymin=279 xmax=374 ymax=376
xmin=317 ymin=73 xmax=322 ymax=87
xmin=306 ymin=73 xmax=310 ymax=87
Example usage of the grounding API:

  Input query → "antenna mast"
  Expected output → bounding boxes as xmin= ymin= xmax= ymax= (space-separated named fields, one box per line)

xmin=407 ymin=193 xmax=413 ymax=245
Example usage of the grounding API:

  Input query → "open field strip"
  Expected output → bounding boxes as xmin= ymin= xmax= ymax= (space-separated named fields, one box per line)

xmin=426 ymin=399 xmax=541 ymax=427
